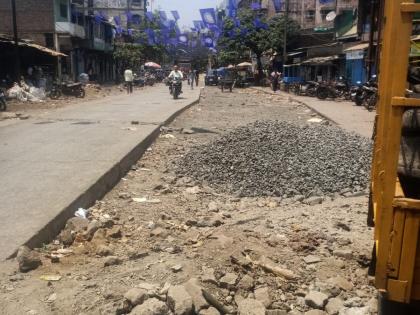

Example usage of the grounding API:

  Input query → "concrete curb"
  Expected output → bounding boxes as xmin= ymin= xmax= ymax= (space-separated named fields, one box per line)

xmin=9 ymin=91 xmax=201 ymax=259
xmin=250 ymin=87 xmax=340 ymax=126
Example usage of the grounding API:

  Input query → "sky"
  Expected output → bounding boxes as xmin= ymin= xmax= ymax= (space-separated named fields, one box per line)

xmin=148 ymin=0 xmax=224 ymax=28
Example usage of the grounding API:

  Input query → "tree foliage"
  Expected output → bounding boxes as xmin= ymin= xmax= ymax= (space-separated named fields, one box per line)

xmin=217 ymin=9 xmax=300 ymax=68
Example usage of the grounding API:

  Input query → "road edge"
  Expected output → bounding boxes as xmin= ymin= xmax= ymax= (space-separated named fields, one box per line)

xmin=7 ymin=91 xmax=202 ymax=259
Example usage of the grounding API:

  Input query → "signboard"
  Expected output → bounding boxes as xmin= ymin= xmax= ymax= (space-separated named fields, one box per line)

xmin=346 ymin=50 xmax=364 ymax=60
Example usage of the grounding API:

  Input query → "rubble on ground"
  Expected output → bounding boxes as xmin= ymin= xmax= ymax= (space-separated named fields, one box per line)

xmin=175 ymin=120 xmax=372 ymax=199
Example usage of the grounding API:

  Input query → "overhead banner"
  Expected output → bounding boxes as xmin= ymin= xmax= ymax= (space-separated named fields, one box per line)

xmin=272 ymin=0 xmax=282 ymax=13
xmin=200 ymin=8 xmax=217 ymax=27
xmin=171 ymin=10 xmax=180 ymax=20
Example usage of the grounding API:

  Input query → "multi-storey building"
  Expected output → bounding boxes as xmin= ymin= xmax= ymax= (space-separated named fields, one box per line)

xmin=0 ymin=0 xmax=147 ymax=82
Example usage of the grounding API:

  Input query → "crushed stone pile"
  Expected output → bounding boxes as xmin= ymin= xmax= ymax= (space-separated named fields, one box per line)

xmin=175 ymin=120 xmax=372 ymax=198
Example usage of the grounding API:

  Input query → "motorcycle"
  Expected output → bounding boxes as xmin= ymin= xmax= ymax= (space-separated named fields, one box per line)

xmin=49 ymin=81 xmax=85 ymax=99
xmin=0 ymin=88 xmax=6 ymax=111
xmin=316 ymin=77 xmax=351 ymax=100
xmin=353 ymin=75 xmax=378 ymax=109
xmin=170 ymin=77 xmax=182 ymax=99
xmin=298 ymin=80 xmax=319 ymax=97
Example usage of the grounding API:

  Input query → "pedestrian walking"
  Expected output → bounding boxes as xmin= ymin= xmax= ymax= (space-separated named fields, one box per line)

xmin=189 ymin=70 xmax=196 ymax=89
xmin=270 ymin=70 xmax=281 ymax=92
xmin=195 ymin=70 xmax=199 ymax=86
xmin=124 ymin=68 xmax=134 ymax=94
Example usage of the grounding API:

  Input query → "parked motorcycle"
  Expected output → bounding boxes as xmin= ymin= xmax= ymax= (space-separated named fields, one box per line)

xmin=0 ymin=88 xmax=7 ymax=111
xmin=299 ymin=81 xmax=319 ymax=97
xmin=316 ymin=77 xmax=351 ymax=100
xmin=353 ymin=75 xmax=378 ymax=110
xmin=170 ymin=77 xmax=182 ymax=99
xmin=49 ymin=81 xmax=85 ymax=99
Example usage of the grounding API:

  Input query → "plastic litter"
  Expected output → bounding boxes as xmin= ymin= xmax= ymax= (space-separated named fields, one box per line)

xmin=75 ymin=207 xmax=89 ymax=218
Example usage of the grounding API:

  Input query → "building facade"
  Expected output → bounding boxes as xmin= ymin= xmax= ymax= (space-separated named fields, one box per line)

xmin=0 ymin=0 xmax=147 ymax=82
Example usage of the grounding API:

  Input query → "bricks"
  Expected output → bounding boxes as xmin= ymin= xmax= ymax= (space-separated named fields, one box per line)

xmin=0 ymin=0 xmax=54 ymax=45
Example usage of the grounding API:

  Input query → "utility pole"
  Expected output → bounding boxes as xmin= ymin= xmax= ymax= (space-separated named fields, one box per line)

xmin=11 ymin=0 xmax=21 ymax=82
xmin=283 ymin=0 xmax=289 ymax=68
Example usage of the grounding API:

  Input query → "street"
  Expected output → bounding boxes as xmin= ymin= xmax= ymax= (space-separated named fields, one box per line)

xmin=0 ymin=87 xmax=376 ymax=315
xmin=0 ymin=84 xmax=201 ymax=261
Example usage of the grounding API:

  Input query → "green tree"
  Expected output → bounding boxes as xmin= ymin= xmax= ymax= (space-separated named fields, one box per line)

xmin=217 ymin=9 xmax=300 ymax=82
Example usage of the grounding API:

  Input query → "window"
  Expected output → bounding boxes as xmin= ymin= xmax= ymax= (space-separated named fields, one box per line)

xmin=306 ymin=10 xmax=315 ymax=21
xmin=131 ymin=0 xmax=143 ymax=7
xmin=60 ymin=3 xmax=68 ymax=19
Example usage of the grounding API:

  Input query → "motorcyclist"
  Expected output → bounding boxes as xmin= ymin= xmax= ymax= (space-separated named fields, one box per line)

xmin=168 ymin=65 xmax=183 ymax=94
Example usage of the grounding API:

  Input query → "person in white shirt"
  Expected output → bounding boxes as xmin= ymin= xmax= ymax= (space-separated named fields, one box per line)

xmin=124 ymin=69 xmax=134 ymax=94
xmin=168 ymin=65 xmax=183 ymax=94
xmin=168 ymin=65 xmax=183 ymax=80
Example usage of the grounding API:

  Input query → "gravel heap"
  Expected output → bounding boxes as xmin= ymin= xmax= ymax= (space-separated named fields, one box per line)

xmin=175 ymin=120 xmax=372 ymax=198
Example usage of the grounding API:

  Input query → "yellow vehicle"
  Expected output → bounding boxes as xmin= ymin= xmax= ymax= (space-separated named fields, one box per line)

xmin=371 ymin=0 xmax=420 ymax=313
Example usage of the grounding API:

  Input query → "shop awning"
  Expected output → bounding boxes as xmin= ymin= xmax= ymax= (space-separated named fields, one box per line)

xmin=301 ymin=55 xmax=340 ymax=65
xmin=0 ymin=37 xmax=66 ymax=57
xmin=344 ymin=42 xmax=369 ymax=52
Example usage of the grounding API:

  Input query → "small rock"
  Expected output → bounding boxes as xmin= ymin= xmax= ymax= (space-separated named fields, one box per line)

xmin=327 ymin=277 xmax=353 ymax=291
xmin=181 ymin=128 xmax=195 ymax=134
xmin=9 ymin=274 xmax=24 ymax=282
xmin=237 ymin=274 xmax=254 ymax=291
xmin=46 ymin=293 xmax=57 ymax=303
xmin=100 ymin=218 xmax=115 ymax=228
xmin=107 ymin=225 xmax=122 ymax=238
xmin=237 ymin=298 xmax=266 ymax=315
xmin=201 ymin=267 xmax=217 ymax=284
xmin=254 ymin=286 xmax=271 ymax=307
xmin=334 ymin=222 xmax=351 ymax=232
xmin=303 ymin=255 xmax=321 ymax=264
xmin=59 ymin=229 xmax=74 ymax=246
xmin=171 ymin=264 xmax=183 ymax=273
xmin=305 ymin=291 xmax=329 ymax=309
xmin=333 ymin=249 xmax=353 ymax=260
xmin=104 ymin=256 xmax=122 ymax=267
xmin=366 ymin=297 xmax=377 ymax=313
xmin=124 ymin=288 xmax=148 ymax=306
xmin=343 ymin=297 xmax=363 ymax=308
xmin=119 ymin=192 xmax=131 ymax=199
xmin=150 ymin=227 xmax=168 ymax=238
xmin=66 ymin=217 xmax=89 ymax=232
xmin=96 ymin=245 xmax=113 ymax=257
xmin=338 ymin=307 xmax=369 ymax=315
xmin=219 ymin=272 xmax=238 ymax=289
xmin=199 ymin=307 xmax=220 ymax=315
xmin=128 ymin=249 xmax=149 ymax=260
xmin=304 ymin=196 xmax=324 ymax=206
xmin=85 ymin=220 xmax=101 ymax=239
xmin=265 ymin=310 xmax=287 ymax=315
xmin=167 ymin=285 xmax=194 ymax=315
xmin=208 ymin=201 xmax=219 ymax=212
xmin=305 ymin=311 xmax=327 ymax=315
xmin=130 ymin=298 xmax=170 ymax=315
xmin=16 ymin=246 xmax=42 ymax=272
xmin=184 ymin=278 xmax=209 ymax=311
xmin=201 ymin=288 xmax=231 ymax=314
xmin=325 ymin=297 xmax=344 ymax=315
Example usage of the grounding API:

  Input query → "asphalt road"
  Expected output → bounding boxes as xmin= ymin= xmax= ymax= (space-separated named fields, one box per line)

xmin=0 ymin=84 xmax=201 ymax=260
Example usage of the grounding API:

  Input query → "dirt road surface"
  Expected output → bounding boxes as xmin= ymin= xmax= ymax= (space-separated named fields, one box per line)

xmin=0 ymin=87 xmax=376 ymax=315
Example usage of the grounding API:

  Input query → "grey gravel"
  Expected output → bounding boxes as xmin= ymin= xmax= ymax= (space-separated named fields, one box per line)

xmin=175 ymin=120 xmax=371 ymax=198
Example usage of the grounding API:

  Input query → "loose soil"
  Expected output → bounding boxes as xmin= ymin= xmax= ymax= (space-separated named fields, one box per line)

xmin=0 ymin=87 xmax=376 ymax=315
